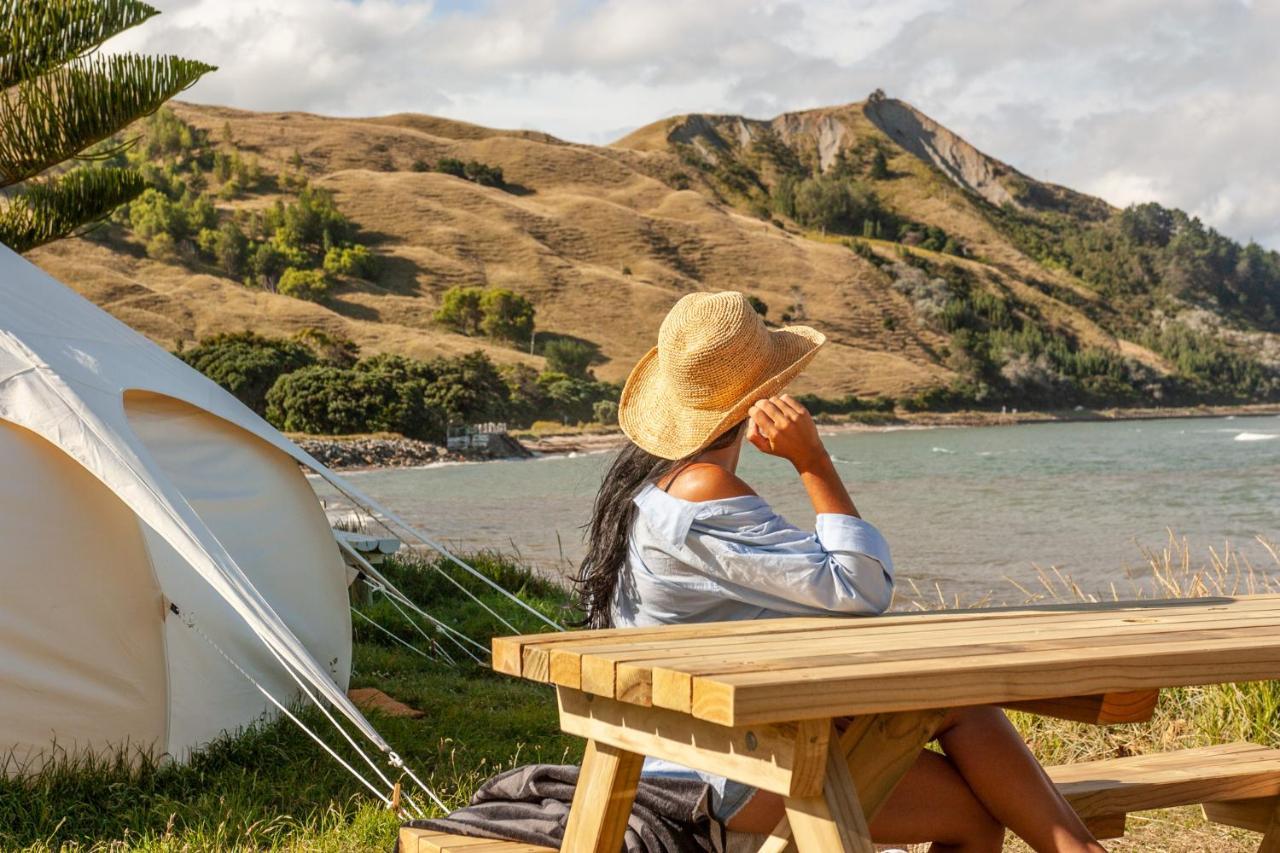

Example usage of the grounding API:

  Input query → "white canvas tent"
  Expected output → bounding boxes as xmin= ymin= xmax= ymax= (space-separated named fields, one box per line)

xmin=0 ymin=244 xmax=556 ymax=794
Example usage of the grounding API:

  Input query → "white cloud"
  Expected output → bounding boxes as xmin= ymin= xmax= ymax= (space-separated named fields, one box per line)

xmin=110 ymin=0 xmax=1280 ymax=248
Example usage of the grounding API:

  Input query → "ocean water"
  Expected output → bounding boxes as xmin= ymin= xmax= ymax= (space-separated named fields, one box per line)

xmin=311 ymin=415 xmax=1280 ymax=602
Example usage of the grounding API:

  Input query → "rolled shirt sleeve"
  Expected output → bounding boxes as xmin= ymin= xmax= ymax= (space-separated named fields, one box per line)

xmin=696 ymin=511 xmax=894 ymax=616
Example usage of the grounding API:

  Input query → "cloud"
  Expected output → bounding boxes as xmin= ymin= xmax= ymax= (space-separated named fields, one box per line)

xmin=110 ymin=0 xmax=1280 ymax=248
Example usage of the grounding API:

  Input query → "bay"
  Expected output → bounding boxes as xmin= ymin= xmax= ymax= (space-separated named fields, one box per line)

xmin=312 ymin=414 xmax=1280 ymax=602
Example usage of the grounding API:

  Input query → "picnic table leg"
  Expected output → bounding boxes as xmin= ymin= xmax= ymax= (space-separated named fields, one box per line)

xmin=561 ymin=738 xmax=643 ymax=853
xmin=782 ymin=720 xmax=874 ymax=853
xmin=762 ymin=709 xmax=951 ymax=853
xmin=1257 ymin=797 xmax=1280 ymax=853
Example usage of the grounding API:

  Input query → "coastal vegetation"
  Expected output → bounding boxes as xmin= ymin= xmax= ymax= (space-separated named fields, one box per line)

xmin=179 ymin=331 xmax=620 ymax=440
xmin=3 ymin=536 xmax=1276 ymax=851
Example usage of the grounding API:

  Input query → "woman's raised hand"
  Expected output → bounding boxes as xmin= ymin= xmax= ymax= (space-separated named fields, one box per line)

xmin=746 ymin=394 xmax=828 ymax=471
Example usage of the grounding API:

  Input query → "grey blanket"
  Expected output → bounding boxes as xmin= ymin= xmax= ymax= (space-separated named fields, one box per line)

xmin=399 ymin=763 xmax=726 ymax=853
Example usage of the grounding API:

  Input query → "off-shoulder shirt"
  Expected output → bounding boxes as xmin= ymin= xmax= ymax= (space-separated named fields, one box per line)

xmin=610 ymin=481 xmax=895 ymax=819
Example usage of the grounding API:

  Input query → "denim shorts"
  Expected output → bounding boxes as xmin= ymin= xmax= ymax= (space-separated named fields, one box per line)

xmin=641 ymin=757 xmax=757 ymax=822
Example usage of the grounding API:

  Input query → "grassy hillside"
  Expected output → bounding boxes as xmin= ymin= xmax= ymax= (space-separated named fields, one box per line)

xmin=27 ymin=94 xmax=1280 ymax=411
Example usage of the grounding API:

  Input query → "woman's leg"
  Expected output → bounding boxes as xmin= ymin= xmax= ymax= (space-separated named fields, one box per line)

xmin=727 ymin=749 xmax=1004 ymax=852
xmin=934 ymin=706 xmax=1106 ymax=853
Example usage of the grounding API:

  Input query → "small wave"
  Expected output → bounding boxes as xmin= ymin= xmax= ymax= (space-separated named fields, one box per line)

xmin=1234 ymin=432 xmax=1280 ymax=442
xmin=829 ymin=455 xmax=861 ymax=464
xmin=931 ymin=447 xmax=955 ymax=454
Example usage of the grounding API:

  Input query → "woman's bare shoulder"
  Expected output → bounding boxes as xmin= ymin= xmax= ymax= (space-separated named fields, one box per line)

xmin=661 ymin=463 xmax=757 ymax=502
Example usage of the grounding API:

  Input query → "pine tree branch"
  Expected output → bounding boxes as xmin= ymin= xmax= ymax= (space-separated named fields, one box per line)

xmin=0 ymin=166 xmax=145 ymax=252
xmin=0 ymin=0 xmax=159 ymax=90
xmin=0 ymin=52 xmax=215 ymax=189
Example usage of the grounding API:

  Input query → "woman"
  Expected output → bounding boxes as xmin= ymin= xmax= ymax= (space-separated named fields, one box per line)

xmin=576 ymin=291 xmax=1106 ymax=853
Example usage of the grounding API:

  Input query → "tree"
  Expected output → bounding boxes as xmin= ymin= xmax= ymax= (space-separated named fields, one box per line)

xmin=265 ymin=365 xmax=379 ymax=436
xmin=434 ymin=285 xmax=485 ymax=335
xmin=479 ymin=288 xmax=535 ymax=343
xmin=869 ymin=150 xmax=890 ymax=180
xmin=791 ymin=176 xmax=880 ymax=235
xmin=416 ymin=351 xmax=511 ymax=425
xmin=746 ymin=295 xmax=769 ymax=318
xmin=0 ymin=0 xmax=214 ymax=252
xmin=197 ymin=220 xmax=247 ymax=276
xmin=543 ymin=338 xmax=594 ymax=378
xmin=178 ymin=331 xmax=315 ymax=415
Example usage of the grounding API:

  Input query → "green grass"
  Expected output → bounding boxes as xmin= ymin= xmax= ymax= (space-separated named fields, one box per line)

xmin=5 ymin=536 xmax=1280 ymax=851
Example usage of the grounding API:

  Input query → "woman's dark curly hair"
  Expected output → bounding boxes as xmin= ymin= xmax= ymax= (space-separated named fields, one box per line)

xmin=575 ymin=421 xmax=744 ymax=628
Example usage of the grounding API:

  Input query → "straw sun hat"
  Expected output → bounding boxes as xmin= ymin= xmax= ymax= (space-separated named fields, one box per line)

xmin=618 ymin=291 xmax=826 ymax=460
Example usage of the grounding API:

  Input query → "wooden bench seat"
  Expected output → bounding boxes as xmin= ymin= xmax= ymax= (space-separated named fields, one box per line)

xmin=401 ymin=743 xmax=1280 ymax=851
xmin=398 ymin=828 xmax=554 ymax=853
xmin=1050 ymin=742 xmax=1280 ymax=840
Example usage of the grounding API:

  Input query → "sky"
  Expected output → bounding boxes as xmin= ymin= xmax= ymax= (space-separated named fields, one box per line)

xmin=109 ymin=0 xmax=1280 ymax=249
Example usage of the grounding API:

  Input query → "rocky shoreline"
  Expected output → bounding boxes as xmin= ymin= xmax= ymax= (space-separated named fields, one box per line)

xmin=295 ymin=435 xmax=531 ymax=470
xmin=295 ymin=403 xmax=1280 ymax=470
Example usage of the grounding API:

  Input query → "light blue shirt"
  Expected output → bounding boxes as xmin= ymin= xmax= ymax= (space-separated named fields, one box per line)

xmin=612 ymin=481 xmax=894 ymax=819
xmin=612 ymin=482 xmax=894 ymax=626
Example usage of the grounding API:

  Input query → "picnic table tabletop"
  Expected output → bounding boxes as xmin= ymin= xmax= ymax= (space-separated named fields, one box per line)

xmin=495 ymin=594 xmax=1280 ymax=725
xmin=489 ymin=594 xmax=1280 ymax=853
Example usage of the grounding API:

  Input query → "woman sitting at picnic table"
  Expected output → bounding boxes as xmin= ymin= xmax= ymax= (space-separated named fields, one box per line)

xmin=576 ymin=291 xmax=1106 ymax=853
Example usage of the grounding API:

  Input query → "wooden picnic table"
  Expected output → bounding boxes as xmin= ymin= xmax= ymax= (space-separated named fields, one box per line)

xmin=491 ymin=594 xmax=1280 ymax=853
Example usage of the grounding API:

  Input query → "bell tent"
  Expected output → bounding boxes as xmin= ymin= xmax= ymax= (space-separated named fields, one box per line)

xmin=0 ymin=245 xmax=557 ymax=801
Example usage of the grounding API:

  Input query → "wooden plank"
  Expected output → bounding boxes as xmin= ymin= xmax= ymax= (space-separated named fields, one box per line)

xmin=646 ymin=611 xmax=1280 ymax=714
xmin=503 ymin=595 xmax=1268 ymax=682
xmin=556 ymin=599 xmax=1280 ymax=696
xmin=556 ymin=686 xmax=828 ymax=797
xmin=1050 ymin=743 xmax=1280 ymax=820
xmin=782 ymin=721 xmax=873 ymax=853
xmin=560 ymin=739 xmax=643 ymax=853
xmin=1002 ymin=690 xmax=1160 ymax=724
xmin=397 ymin=829 xmax=556 ymax=852
xmin=650 ymin=607 xmax=1280 ymax=686
xmin=630 ymin=608 xmax=1280 ymax=709
xmin=691 ymin=625 xmax=1280 ymax=724
xmin=1081 ymin=814 xmax=1127 ymax=840
xmin=1204 ymin=797 xmax=1278 ymax=833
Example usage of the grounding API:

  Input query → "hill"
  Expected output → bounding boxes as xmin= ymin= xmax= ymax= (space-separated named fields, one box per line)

xmin=27 ymin=94 xmax=1280 ymax=413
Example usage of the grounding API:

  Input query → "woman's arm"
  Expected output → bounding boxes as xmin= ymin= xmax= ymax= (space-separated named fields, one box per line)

xmin=747 ymin=395 xmax=859 ymax=517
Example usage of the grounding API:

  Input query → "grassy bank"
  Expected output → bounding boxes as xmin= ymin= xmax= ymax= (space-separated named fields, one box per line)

xmin=3 ymin=538 xmax=1278 ymax=851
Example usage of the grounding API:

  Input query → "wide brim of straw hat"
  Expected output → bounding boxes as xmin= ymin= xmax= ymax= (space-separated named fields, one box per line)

xmin=618 ymin=323 xmax=826 ymax=460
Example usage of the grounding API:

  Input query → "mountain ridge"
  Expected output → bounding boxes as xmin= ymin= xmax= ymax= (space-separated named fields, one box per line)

xmin=26 ymin=94 xmax=1280 ymax=410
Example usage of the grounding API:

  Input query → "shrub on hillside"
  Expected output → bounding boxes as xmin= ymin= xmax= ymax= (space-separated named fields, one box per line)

xmin=178 ymin=332 xmax=316 ymax=415
xmin=543 ymin=339 xmax=594 ymax=378
xmin=278 ymin=268 xmax=331 ymax=302
xmin=436 ymin=157 xmax=505 ymax=188
xmin=323 ymin=244 xmax=379 ymax=280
